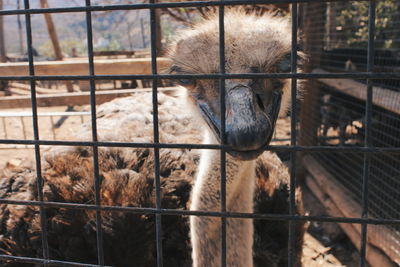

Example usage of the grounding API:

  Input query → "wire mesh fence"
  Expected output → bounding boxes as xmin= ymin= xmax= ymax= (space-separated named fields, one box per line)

xmin=0 ymin=0 xmax=399 ymax=267
xmin=299 ymin=0 xmax=400 ymax=265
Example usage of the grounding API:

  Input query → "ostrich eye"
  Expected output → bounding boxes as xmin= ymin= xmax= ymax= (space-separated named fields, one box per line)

xmin=272 ymin=79 xmax=284 ymax=90
xmin=250 ymin=66 xmax=260 ymax=73
xmin=178 ymin=79 xmax=195 ymax=86
xmin=277 ymin=54 xmax=291 ymax=73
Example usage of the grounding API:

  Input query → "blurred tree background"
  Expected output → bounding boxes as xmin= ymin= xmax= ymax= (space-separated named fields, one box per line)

xmin=327 ymin=0 xmax=400 ymax=49
xmin=1 ymin=0 xmax=399 ymax=59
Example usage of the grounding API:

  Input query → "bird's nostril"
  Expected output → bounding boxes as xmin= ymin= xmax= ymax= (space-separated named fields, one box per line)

xmin=256 ymin=94 xmax=264 ymax=110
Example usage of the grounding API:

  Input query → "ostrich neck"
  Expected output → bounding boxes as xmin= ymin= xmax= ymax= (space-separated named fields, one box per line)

xmin=190 ymin=132 xmax=256 ymax=267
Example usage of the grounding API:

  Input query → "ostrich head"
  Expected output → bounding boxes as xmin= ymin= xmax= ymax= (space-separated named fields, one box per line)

xmin=169 ymin=12 xmax=298 ymax=160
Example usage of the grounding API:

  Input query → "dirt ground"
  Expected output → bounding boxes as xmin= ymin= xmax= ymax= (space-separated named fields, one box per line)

xmin=0 ymin=105 xmax=92 ymax=142
xmin=0 ymin=102 xmax=361 ymax=266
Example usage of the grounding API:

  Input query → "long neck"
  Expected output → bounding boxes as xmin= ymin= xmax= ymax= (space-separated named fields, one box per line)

xmin=190 ymin=132 xmax=256 ymax=267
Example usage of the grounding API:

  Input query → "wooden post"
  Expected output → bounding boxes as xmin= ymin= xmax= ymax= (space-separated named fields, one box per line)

xmin=298 ymin=1 xmax=325 ymax=147
xmin=155 ymin=0 xmax=163 ymax=56
xmin=17 ymin=0 xmax=24 ymax=55
xmin=127 ymin=21 xmax=134 ymax=51
xmin=297 ymin=2 xmax=326 ymax=182
xmin=140 ymin=18 xmax=146 ymax=48
xmin=0 ymin=0 xmax=6 ymax=62
xmin=40 ymin=0 xmax=74 ymax=93
xmin=40 ymin=0 xmax=63 ymax=60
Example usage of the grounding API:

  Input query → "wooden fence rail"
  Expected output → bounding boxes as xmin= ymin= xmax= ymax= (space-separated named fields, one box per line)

xmin=0 ymin=57 xmax=170 ymax=76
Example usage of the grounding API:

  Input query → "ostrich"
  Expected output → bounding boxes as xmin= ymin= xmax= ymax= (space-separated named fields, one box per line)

xmin=0 ymin=11 xmax=304 ymax=267
xmin=169 ymin=11 xmax=303 ymax=267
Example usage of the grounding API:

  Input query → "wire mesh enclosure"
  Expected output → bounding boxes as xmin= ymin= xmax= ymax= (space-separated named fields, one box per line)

xmin=0 ymin=1 xmax=399 ymax=267
xmin=299 ymin=0 xmax=400 ymax=265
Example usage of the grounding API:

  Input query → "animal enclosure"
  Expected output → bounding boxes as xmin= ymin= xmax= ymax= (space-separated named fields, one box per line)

xmin=0 ymin=1 xmax=399 ymax=267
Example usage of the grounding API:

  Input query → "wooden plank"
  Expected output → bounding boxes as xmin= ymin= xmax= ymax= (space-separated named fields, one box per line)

xmin=313 ymin=68 xmax=400 ymax=115
xmin=0 ymin=57 xmax=171 ymax=76
xmin=9 ymin=82 xmax=67 ymax=94
xmin=7 ymin=87 xmax=34 ymax=96
xmin=0 ymin=111 xmax=90 ymax=117
xmin=306 ymin=174 xmax=397 ymax=267
xmin=304 ymin=155 xmax=400 ymax=265
xmin=93 ymin=51 xmax=135 ymax=57
xmin=0 ymin=87 xmax=179 ymax=109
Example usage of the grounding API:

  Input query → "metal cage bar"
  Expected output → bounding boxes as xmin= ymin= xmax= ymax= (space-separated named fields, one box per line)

xmin=1 ymin=139 xmax=400 ymax=152
xmin=84 ymin=0 xmax=105 ymax=265
xmin=218 ymin=3 xmax=227 ymax=267
xmin=0 ymin=0 xmax=376 ymax=16
xmin=0 ymin=197 xmax=399 ymax=224
xmin=360 ymin=1 xmax=376 ymax=266
xmin=23 ymin=1 xmax=50 ymax=267
xmin=149 ymin=1 xmax=164 ymax=266
xmin=288 ymin=3 xmax=298 ymax=266
xmin=1 ymin=73 xmax=400 ymax=81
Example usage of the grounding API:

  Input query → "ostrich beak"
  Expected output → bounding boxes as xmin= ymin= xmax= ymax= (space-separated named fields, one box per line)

xmin=198 ymin=84 xmax=282 ymax=161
